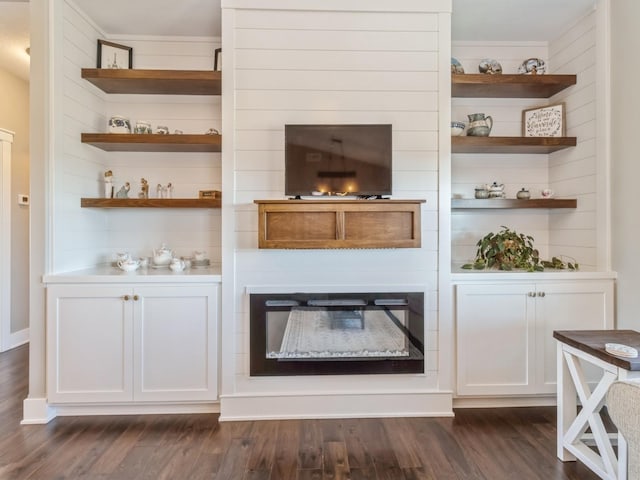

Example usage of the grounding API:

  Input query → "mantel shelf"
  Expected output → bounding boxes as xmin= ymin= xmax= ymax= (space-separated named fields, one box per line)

xmin=255 ymin=199 xmax=425 ymax=249
xmin=452 ymin=136 xmax=576 ymax=154
xmin=452 ymin=198 xmax=577 ymax=209
xmin=81 ymin=68 xmax=221 ymax=95
xmin=80 ymin=198 xmax=221 ymax=209
xmin=81 ymin=133 xmax=221 ymax=152
xmin=452 ymin=74 xmax=577 ymax=98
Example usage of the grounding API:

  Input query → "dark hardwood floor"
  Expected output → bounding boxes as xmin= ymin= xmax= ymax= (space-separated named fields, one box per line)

xmin=1 ymin=345 xmax=599 ymax=479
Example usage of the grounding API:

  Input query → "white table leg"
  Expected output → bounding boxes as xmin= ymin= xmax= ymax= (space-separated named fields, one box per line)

xmin=557 ymin=342 xmax=576 ymax=461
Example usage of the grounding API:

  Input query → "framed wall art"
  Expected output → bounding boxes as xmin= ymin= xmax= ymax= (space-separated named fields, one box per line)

xmin=522 ymin=103 xmax=565 ymax=137
xmin=97 ymin=40 xmax=133 ymax=69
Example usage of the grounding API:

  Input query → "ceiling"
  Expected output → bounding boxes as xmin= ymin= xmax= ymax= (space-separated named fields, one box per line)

xmin=0 ymin=0 xmax=598 ymax=83
xmin=451 ymin=0 xmax=596 ymax=42
xmin=73 ymin=0 xmax=221 ymax=38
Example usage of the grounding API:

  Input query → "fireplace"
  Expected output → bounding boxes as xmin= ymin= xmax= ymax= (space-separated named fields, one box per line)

xmin=250 ymin=292 xmax=424 ymax=376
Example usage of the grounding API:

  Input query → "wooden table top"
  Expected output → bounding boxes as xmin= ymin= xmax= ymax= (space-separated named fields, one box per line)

xmin=553 ymin=330 xmax=640 ymax=371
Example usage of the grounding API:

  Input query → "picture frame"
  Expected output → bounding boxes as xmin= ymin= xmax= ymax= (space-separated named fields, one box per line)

xmin=97 ymin=40 xmax=133 ymax=69
xmin=214 ymin=48 xmax=222 ymax=71
xmin=522 ymin=103 xmax=566 ymax=137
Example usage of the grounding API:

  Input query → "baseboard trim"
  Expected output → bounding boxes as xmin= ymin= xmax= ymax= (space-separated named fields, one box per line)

xmin=219 ymin=391 xmax=453 ymax=421
xmin=21 ymin=397 xmax=57 ymax=424
xmin=453 ymin=395 xmax=557 ymax=409
xmin=52 ymin=402 xmax=220 ymax=417
xmin=1 ymin=327 xmax=29 ymax=353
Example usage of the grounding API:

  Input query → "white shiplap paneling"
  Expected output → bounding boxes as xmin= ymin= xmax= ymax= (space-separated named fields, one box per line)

xmin=549 ymin=9 xmax=598 ymax=268
xmin=227 ymin=7 xmax=444 ymax=401
xmin=55 ymin=0 xmax=222 ymax=271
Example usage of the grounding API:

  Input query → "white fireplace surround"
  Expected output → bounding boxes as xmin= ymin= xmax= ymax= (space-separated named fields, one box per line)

xmin=216 ymin=283 xmax=450 ymax=421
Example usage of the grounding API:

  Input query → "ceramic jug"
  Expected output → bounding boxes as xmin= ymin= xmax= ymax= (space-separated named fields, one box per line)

xmin=467 ymin=113 xmax=493 ymax=137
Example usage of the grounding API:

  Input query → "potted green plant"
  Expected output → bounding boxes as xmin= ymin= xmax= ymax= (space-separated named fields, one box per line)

xmin=461 ymin=226 xmax=578 ymax=271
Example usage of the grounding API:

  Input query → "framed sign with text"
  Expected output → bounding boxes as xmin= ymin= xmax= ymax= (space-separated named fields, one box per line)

xmin=522 ymin=103 xmax=565 ymax=137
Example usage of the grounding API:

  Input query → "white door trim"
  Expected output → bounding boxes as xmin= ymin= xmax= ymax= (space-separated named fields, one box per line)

xmin=0 ymin=128 xmax=14 ymax=352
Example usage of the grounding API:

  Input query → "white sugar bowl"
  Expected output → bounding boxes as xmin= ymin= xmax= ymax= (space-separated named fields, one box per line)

xmin=169 ymin=258 xmax=186 ymax=272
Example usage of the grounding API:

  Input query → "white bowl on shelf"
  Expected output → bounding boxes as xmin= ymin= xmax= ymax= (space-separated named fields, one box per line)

xmin=451 ymin=121 xmax=466 ymax=136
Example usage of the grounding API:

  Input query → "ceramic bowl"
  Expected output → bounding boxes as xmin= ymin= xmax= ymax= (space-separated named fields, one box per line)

xmin=541 ymin=189 xmax=554 ymax=198
xmin=478 ymin=58 xmax=502 ymax=75
xmin=451 ymin=121 xmax=466 ymax=136
xmin=475 ymin=188 xmax=490 ymax=199
xmin=134 ymin=121 xmax=152 ymax=134
xmin=108 ymin=116 xmax=131 ymax=134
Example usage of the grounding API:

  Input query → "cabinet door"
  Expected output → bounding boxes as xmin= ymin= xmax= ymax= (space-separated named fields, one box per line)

xmin=536 ymin=281 xmax=614 ymax=393
xmin=46 ymin=285 xmax=134 ymax=403
xmin=456 ymin=284 xmax=537 ymax=396
xmin=133 ymin=285 xmax=218 ymax=402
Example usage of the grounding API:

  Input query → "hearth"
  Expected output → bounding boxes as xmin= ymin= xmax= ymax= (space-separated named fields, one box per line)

xmin=250 ymin=292 xmax=424 ymax=376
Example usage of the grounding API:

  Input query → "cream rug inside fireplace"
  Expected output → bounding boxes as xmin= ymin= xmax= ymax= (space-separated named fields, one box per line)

xmin=268 ymin=307 xmax=409 ymax=359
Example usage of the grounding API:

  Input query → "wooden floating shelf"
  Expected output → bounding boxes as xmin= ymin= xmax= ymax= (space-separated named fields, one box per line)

xmin=452 ymin=74 xmax=576 ymax=98
xmin=81 ymin=133 xmax=221 ymax=152
xmin=452 ymin=198 xmax=577 ymax=209
xmin=81 ymin=69 xmax=221 ymax=95
xmin=452 ymin=136 xmax=576 ymax=154
xmin=81 ymin=198 xmax=221 ymax=209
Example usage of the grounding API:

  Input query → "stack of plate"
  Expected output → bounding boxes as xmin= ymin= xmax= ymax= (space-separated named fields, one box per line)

xmin=605 ymin=343 xmax=639 ymax=358
xmin=191 ymin=258 xmax=210 ymax=268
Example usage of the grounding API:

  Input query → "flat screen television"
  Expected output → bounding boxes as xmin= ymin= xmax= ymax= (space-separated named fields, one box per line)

xmin=285 ymin=124 xmax=392 ymax=197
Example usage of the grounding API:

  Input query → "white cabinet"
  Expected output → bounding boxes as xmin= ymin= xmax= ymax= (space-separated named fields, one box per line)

xmin=455 ymin=280 xmax=613 ymax=396
xmin=47 ymin=283 xmax=218 ymax=404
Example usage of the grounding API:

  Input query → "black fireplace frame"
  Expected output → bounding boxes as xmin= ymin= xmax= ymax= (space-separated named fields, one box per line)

xmin=250 ymin=292 xmax=424 ymax=376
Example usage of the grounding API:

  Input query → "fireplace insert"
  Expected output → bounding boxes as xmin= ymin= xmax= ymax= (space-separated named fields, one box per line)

xmin=250 ymin=292 xmax=424 ymax=376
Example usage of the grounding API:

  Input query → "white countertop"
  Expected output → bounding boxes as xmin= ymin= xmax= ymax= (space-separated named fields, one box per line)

xmin=43 ymin=264 xmax=222 ymax=284
xmin=451 ymin=266 xmax=616 ymax=282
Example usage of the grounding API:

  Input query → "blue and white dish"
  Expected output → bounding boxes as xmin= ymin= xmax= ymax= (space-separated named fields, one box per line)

xmin=451 ymin=57 xmax=465 ymax=75
xmin=518 ymin=57 xmax=546 ymax=75
xmin=451 ymin=121 xmax=466 ymax=136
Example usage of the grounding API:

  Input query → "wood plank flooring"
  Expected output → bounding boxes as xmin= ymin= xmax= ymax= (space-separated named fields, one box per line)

xmin=1 ymin=345 xmax=600 ymax=479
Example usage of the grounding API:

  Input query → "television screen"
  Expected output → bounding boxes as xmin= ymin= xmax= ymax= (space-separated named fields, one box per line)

xmin=285 ymin=124 xmax=392 ymax=197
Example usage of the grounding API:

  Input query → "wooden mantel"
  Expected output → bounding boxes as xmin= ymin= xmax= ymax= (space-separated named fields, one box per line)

xmin=254 ymin=199 xmax=425 ymax=249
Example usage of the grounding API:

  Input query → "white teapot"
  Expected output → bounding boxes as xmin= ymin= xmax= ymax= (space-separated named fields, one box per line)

xmin=169 ymin=258 xmax=186 ymax=272
xmin=152 ymin=243 xmax=173 ymax=266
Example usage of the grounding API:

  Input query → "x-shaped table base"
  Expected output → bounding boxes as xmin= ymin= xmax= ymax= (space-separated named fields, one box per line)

xmin=557 ymin=342 xmax=639 ymax=479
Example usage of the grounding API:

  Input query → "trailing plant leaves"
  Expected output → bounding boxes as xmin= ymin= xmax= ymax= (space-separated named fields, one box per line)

xmin=461 ymin=226 xmax=579 ymax=272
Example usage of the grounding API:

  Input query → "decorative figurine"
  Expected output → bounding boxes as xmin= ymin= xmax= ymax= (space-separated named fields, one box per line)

xmin=166 ymin=182 xmax=173 ymax=199
xmin=104 ymin=170 xmax=113 ymax=198
xmin=115 ymin=182 xmax=130 ymax=198
xmin=139 ymin=178 xmax=149 ymax=199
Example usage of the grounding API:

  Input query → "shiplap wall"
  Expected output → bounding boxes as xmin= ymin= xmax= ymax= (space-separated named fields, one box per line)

xmin=451 ymin=34 xmax=597 ymax=269
xmin=55 ymin=1 xmax=221 ymax=271
xmin=226 ymin=6 xmax=445 ymax=396
xmin=451 ymin=43 xmax=554 ymax=265
xmin=548 ymin=9 xmax=598 ymax=268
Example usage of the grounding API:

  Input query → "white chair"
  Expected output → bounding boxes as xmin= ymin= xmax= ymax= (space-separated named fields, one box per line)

xmin=607 ymin=380 xmax=640 ymax=479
